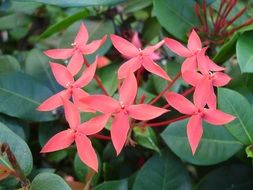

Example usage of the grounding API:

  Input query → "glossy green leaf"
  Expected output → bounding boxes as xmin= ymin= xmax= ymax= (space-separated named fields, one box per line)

xmin=153 ymin=0 xmax=198 ymax=41
xmin=14 ymin=0 xmax=125 ymax=7
xmin=93 ymin=179 xmax=128 ymax=190
xmin=30 ymin=172 xmax=71 ymax=190
xmin=0 ymin=55 xmax=20 ymax=73
xmin=133 ymin=126 xmax=160 ymax=152
xmin=195 ymin=164 xmax=253 ymax=189
xmin=0 ymin=13 xmax=30 ymax=30
xmin=0 ymin=72 xmax=57 ymax=122
xmin=0 ymin=122 xmax=33 ymax=186
xmin=39 ymin=9 xmax=90 ymax=39
xmin=236 ymin=31 xmax=253 ymax=73
xmin=161 ymin=119 xmax=243 ymax=165
xmin=218 ymin=88 xmax=253 ymax=145
xmin=123 ymin=0 xmax=152 ymax=13
xmin=133 ymin=150 xmax=191 ymax=190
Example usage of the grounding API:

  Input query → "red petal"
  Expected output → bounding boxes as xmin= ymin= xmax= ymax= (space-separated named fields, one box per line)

xmin=118 ymin=57 xmax=141 ymax=79
xmin=212 ymin=72 xmax=231 ymax=87
xmin=196 ymin=48 xmax=209 ymax=75
xmin=164 ymin=38 xmax=192 ymax=57
xmin=81 ymin=95 xmax=119 ymax=113
xmin=149 ymin=52 xmax=161 ymax=61
xmin=97 ymin=56 xmax=110 ymax=68
xmin=182 ymin=70 xmax=202 ymax=86
xmin=110 ymin=34 xmax=139 ymax=57
xmin=37 ymin=90 xmax=69 ymax=111
xmin=131 ymin=32 xmax=142 ymax=49
xmin=187 ymin=114 xmax=203 ymax=155
xmin=62 ymin=98 xmax=80 ymax=129
xmin=119 ymin=72 xmax=137 ymax=106
xmin=143 ymin=40 xmax=164 ymax=55
xmin=187 ymin=29 xmax=202 ymax=51
xmin=81 ymin=35 xmax=107 ymax=55
xmin=181 ymin=56 xmax=198 ymax=73
xmin=165 ymin=92 xmax=196 ymax=115
xmin=44 ymin=49 xmax=73 ymax=59
xmin=193 ymin=77 xmax=212 ymax=108
xmin=75 ymin=134 xmax=98 ymax=172
xmin=204 ymin=109 xmax=236 ymax=125
xmin=41 ymin=129 xmax=75 ymax=153
xmin=72 ymin=88 xmax=95 ymax=112
xmin=75 ymin=57 xmax=97 ymax=87
xmin=111 ymin=112 xmax=130 ymax=155
xmin=50 ymin=62 xmax=74 ymax=87
xmin=128 ymin=104 xmax=168 ymax=120
xmin=67 ymin=52 xmax=84 ymax=76
xmin=207 ymin=87 xmax=217 ymax=109
xmin=74 ymin=23 xmax=89 ymax=46
xmin=78 ymin=114 xmax=110 ymax=135
xmin=207 ymin=58 xmax=226 ymax=72
xmin=142 ymin=57 xmax=171 ymax=81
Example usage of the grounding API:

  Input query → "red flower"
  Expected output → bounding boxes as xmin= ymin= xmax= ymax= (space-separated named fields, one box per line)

xmin=81 ymin=73 xmax=168 ymax=155
xmin=41 ymin=98 xmax=110 ymax=172
xmin=44 ymin=23 xmax=106 ymax=76
xmin=110 ymin=34 xmax=171 ymax=80
xmin=37 ymin=58 xmax=97 ymax=112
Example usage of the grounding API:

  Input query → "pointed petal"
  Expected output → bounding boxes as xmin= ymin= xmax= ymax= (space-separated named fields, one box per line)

xmin=62 ymin=98 xmax=80 ymax=129
xmin=187 ymin=114 xmax=203 ymax=155
xmin=72 ymin=88 xmax=95 ymax=112
xmin=44 ymin=49 xmax=73 ymax=59
xmin=149 ymin=52 xmax=161 ymax=61
xmin=78 ymin=114 xmax=110 ymax=135
xmin=143 ymin=40 xmax=164 ymax=55
xmin=119 ymin=72 xmax=137 ymax=106
xmin=97 ymin=56 xmax=110 ymax=68
xmin=111 ymin=112 xmax=130 ymax=155
xmin=142 ymin=57 xmax=171 ymax=81
xmin=75 ymin=134 xmax=98 ymax=172
xmin=207 ymin=87 xmax=217 ymax=109
xmin=204 ymin=109 xmax=236 ymax=125
xmin=165 ymin=92 xmax=196 ymax=115
xmin=193 ymin=77 xmax=212 ymax=108
xmin=50 ymin=62 xmax=74 ymax=87
xmin=41 ymin=129 xmax=75 ymax=153
xmin=118 ymin=57 xmax=141 ymax=79
xmin=164 ymin=38 xmax=192 ymax=57
xmin=74 ymin=23 xmax=89 ymax=46
xmin=187 ymin=29 xmax=202 ymax=51
xmin=182 ymin=70 xmax=202 ymax=86
xmin=67 ymin=52 xmax=84 ymax=76
xmin=131 ymin=32 xmax=142 ymax=49
xmin=207 ymin=58 xmax=226 ymax=71
xmin=196 ymin=48 xmax=209 ymax=75
xmin=81 ymin=95 xmax=119 ymax=113
xmin=75 ymin=57 xmax=97 ymax=87
xmin=81 ymin=35 xmax=107 ymax=55
xmin=181 ymin=56 xmax=198 ymax=73
xmin=212 ymin=72 xmax=231 ymax=87
xmin=110 ymin=34 xmax=139 ymax=57
xmin=127 ymin=104 xmax=168 ymax=120
xmin=37 ymin=91 xmax=68 ymax=111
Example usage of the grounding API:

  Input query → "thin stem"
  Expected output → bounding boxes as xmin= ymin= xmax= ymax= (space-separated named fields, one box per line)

xmin=145 ymin=115 xmax=190 ymax=127
xmin=83 ymin=58 xmax=109 ymax=96
xmin=181 ymin=87 xmax=195 ymax=96
xmin=91 ymin=134 xmax=111 ymax=140
xmin=149 ymin=72 xmax=181 ymax=105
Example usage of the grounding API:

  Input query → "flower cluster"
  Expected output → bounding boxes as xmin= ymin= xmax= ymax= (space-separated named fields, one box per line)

xmin=37 ymin=23 xmax=235 ymax=171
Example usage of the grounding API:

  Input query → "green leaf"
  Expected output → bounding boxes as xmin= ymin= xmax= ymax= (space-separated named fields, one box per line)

xmin=39 ymin=9 xmax=90 ymax=39
xmin=161 ymin=119 xmax=243 ymax=165
xmin=245 ymin=145 xmax=253 ymax=158
xmin=0 ymin=55 xmax=20 ymax=73
xmin=0 ymin=13 xmax=30 ymax=30
xmin=236 ymin=31 xmax=253 ymax=73
xmin=0 ymin=122 xmax=33 ymax=186
xmin=153 ymin=0 xmax=198 ymax=41
xmin=93 ymin=179 xmax=128 ymax=190
xmin=30 ymin=172 xmax=71 ymax=190
xmin=14 ymin=0 xmax=125 ymax=7
xmin=218 ymin=88 xmax=253 ymax=145
xmin=123 ymin=0 xmax=152 ymax=14
xmin=0 ymin=72 xmax=57 ymax=122
xmin=133 ymin=126 xmax=160 ymax=152
xmin=133 ymin=150 xmax=191 ymax=190
xmin=195 ymin=165 xmax=253 ymax=189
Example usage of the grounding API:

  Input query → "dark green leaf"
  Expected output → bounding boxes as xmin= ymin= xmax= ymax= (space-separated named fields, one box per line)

xmin=30 ymin=172 xmax=71 ymax=190
xmin=0 ymin=55 xmax=20 ymax=73
xmin=123 ymin=0 xmax=152 ymax=14
xmin=93 ymin=179 xmax=128 ymax=190
xmin=133 ymin=150 xmax=191 ymax=190
xmin=0 ymin=72 xmax=57 ymax=122
xmin=0 ymin=13 xmax=30 ymax=30
xmin=153 ymin=0 xmax=198 ymax=41
xmin=161 ymin=119 xmax=243 ymax=165
xmin=218 ymin=88 xmax=253 ymax=145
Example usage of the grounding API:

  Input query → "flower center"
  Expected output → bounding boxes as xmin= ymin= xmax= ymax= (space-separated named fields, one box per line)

xmin=119 ymin=101 xmax=125 ymax=109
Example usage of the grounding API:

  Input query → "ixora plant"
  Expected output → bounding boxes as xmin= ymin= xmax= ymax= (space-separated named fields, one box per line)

xmin=1 ymin=0 xmax=253 ymax=189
